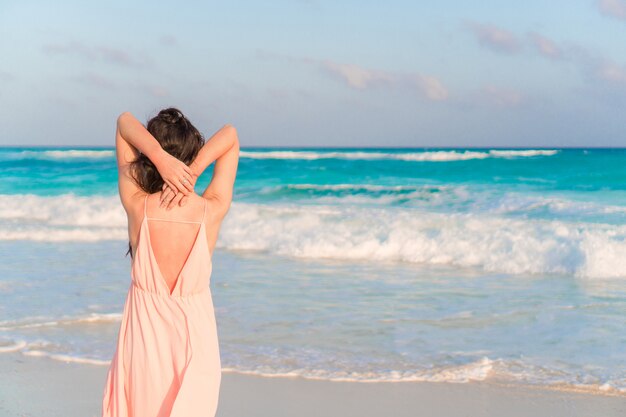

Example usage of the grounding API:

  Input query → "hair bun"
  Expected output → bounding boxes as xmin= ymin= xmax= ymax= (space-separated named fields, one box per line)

xmin=158 ymin=108 xmax=185 ymax=125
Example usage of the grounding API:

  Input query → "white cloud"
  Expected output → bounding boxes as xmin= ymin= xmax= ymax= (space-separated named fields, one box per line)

xmin=528 ymin=32 xmax=626 ymax=89
xmin=597 ymin=0 xmax=626 ymax=20
xmin=595 ymin=61 xmax=626 ymax=84
xmin=321 ymin=62 xmax=394 ymax=89
xmin=528 ymin=32 xmax=562 ymax=59
xmin=411 ymin=74 xmax=449 ymax=101
xmin=321 ymin=60 xmax=448 ymax=101
xmin=257 ymin=51 xmax=450 ymax=102
xmin=467 ymin=22 xmax=522 ymax=54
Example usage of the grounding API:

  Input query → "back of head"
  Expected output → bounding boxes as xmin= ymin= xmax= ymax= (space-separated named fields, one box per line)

xmin=130 ymin=107 xmax=204 ymax=193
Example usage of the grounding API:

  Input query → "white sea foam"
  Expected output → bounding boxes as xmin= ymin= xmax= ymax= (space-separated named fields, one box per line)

xmin=488 ymin=150 xmax=559 ymax=157
xmin=0 ymin=193 xmax=127 ymax=241
xmin=0 ymin=313 xmax=123 ymax=331
xmin=218 ymin=202 xmax=626 ymax=278
xmin=1 ymin=193 xmax=626 ymax=278
xmin=220 ymin=358 xmax=625 ymax=392
xmin=221 ymin=357 xmax=494 ymax=383
xmin=0 ymin=149 xmax=558 ymax=162
xmin=1 ymin=326 xmax=624 ymax=391
xmin=0 ymin=339 xmax=508 ymax=385
xmin=487 ymin=194 xmax=626 ymax=217
xmin=240 ymin=149 xmax=559 ymax=161
xmin=285 ymin=184 xmax=431 ymax=191
xmin=0 ymin=340 xmax=27 ymax=353
xmin=6 ymin=150 xmax=115 ymax=160
xmin=2 ymin=345 xmax=622 ymax=392
xmin=21 ymin=349 xmax=111 ymax=365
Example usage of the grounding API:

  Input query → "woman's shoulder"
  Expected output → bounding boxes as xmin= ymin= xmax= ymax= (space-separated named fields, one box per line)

xmin=128 ymin=190 xmax=206 ymax=219
xmin=122 ymin=190 xmax=149 ymax=216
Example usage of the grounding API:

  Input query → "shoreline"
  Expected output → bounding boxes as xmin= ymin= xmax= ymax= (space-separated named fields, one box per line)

xmin=11 ymin=347 xmax=626 ymax=398
xmin=224 ymin=371 xmax=626 ymax=399
xmin=0 ymin=352 xmax=624 ymax=417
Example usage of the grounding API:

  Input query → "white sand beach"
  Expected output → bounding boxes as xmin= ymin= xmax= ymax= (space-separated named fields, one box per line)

xmin=1 ymin=352 xmax=624 ymax=417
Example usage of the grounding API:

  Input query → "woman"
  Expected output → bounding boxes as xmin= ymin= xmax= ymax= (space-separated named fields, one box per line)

xmin=101 ymin=107 xmax=239 ymax=417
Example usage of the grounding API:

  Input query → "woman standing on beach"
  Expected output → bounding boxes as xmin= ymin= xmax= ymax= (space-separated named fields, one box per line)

xmin=102 ymin=108 xmax=239 ymax=417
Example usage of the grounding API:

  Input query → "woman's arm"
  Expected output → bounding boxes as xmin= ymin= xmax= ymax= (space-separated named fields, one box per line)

xmin=197 ymin=124 xmax=240 ymax=217
xmin=117 ymin=112 xmax=196 ymax=195
xmin=160 ymin=124 xmax=239 ymax=215
xmin=189 ymin=124 xmax=239 ymax=179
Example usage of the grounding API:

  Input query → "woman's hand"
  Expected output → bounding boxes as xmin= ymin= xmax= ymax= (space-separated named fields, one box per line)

xmin=159 ymin=171 xmax=198 ymax=209
xmin=154 ymin=150 xmax=196 ymax=196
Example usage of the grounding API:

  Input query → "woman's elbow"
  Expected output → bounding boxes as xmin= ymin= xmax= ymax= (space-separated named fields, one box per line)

xmin=117 ymin=111 xmax=133 ymax=126
xmin=223 ymin=123 xmax=237 ymax=135
xmin=223 ymin=124 xmax=239 ymax=145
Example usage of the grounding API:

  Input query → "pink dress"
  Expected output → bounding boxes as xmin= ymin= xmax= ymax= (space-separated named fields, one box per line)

xmin=102 ymin=194 xmax=221 ymax=417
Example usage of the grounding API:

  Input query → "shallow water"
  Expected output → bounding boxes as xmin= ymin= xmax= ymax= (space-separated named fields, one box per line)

xmin=0 ymin=147 xmax=624 ymax=392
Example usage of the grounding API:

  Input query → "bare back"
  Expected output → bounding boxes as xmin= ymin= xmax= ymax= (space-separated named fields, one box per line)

xmin=131 ymin=192 xmax=224 ymax=293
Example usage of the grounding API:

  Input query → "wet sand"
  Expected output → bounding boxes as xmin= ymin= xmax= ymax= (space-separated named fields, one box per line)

xmin=0 ymin=352 xmax=624 ymax=417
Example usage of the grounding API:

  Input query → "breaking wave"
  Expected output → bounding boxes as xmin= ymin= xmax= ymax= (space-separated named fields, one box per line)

xmin=239 ymin=149 xmax=558 ymax=161
xmin=1 ymin=193 xmax=625 ymax=278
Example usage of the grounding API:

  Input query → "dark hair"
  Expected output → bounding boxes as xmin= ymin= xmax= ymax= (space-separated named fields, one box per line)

xmin=126 ymin=107 xmax=205 ymax=258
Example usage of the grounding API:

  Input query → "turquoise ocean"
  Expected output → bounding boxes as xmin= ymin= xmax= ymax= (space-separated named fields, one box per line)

xmin=0 ymin=147 xmax=624 ymax=393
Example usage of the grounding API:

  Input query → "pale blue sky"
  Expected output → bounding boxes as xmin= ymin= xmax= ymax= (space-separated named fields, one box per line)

xmin=1 ymin=0 xmax=626 ymax=147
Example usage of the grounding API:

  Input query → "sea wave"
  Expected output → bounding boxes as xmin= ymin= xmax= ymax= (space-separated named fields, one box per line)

xmin=0 ymin=149 xmax=115 ymax=160
xmin=21 ymin=350 xmax=111 ymax=365
xmin=257 ymin=183 xmax=468 ymax=207
xmin=239 ymin=149 xmax=559 ymax=161
xmin=223 ymin=358 xmax=626 ymax=394
xmin=0 ymin=148 xmax=557 ymax=162
xmin=1 ymin=343 xmax=623 ymax=393
xmin=489 ymin=150 xmax=558 ymax=157
xmin=1 ymin=194 xmax=625 ymax=278
xmin=219 ymin=203 xmax=626 ymax=278
xmin=285 ymin=184 xmax=432 ymax=191
xmin=0 ymin=193 xmax=126 ymax=241
xmin=0 ymin=313 xmax=123 ymax=331
xmin=264 ymin=184 xmax=626 ymax=217
xmin=219 ymin=357 xmax=495 ymax=383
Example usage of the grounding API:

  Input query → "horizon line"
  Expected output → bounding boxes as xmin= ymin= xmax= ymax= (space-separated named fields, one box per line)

xmin=1 ymin=145 xmax=626 ymax=150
